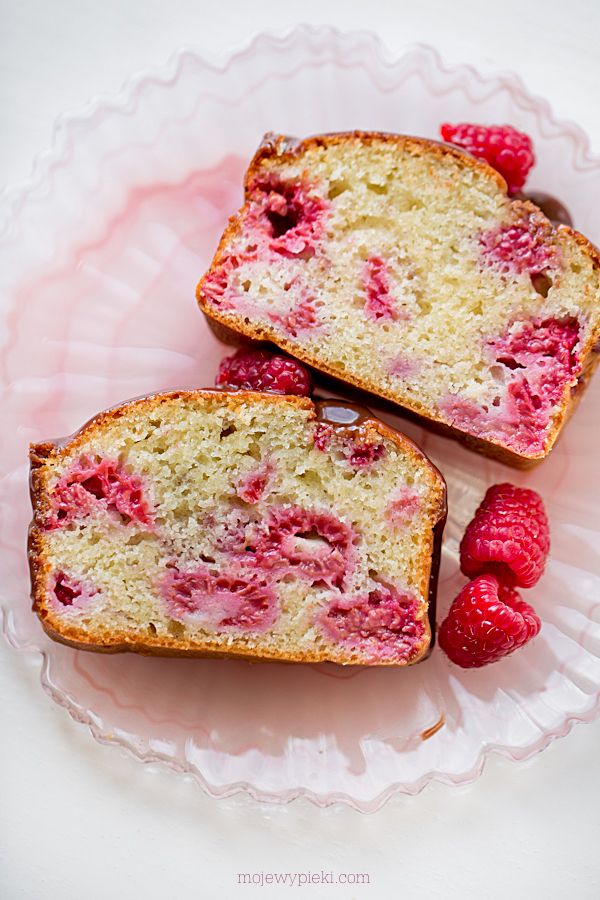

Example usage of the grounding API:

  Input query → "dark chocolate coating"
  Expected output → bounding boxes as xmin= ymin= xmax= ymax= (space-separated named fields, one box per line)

xmin=314 ymin=398 xmax=372 ymax=426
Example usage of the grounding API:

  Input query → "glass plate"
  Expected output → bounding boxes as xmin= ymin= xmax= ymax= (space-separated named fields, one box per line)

xmin=2 ymin=26 xmax=600 ymax=812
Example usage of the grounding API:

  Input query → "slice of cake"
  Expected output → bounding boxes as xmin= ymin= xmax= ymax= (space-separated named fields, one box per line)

xmin=196 ymin=131 xmax=600 ymax=467
xmin=29 ymin=390 xmax=446 ymax=666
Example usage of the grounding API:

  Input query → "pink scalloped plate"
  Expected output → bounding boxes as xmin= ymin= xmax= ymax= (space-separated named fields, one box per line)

xmin=2 ymin=27 xmax=600 ymax=811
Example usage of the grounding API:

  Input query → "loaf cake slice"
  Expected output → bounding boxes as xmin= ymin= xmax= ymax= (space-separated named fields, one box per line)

xmin=196 ymin=132 xmax=600 ymax=467
xmin=29 ymin=390 xmax=446 ymax=666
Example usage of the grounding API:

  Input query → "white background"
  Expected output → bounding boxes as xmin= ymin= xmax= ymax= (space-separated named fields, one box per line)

xmin=2 ymin=1 xmax=600 ymax=897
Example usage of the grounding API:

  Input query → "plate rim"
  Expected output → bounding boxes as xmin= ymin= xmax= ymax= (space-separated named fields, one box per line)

xmin=2 ymin=23 xmax=600 ymax=811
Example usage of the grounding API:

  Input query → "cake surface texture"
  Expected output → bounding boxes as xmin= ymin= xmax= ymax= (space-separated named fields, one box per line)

xmin=29 ymin=390 xmax=446 ymax=666
xmin=196 ymin=132 xmax=600 ymax=466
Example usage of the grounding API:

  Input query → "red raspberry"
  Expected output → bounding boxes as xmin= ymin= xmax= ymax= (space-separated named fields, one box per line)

xmin=48 ymin=456 xmax=153 ymax=530
xmin=53 ymin=572 xmax=83 ymax=607
xmin=438 ymin=574 xmax=541 ymax=668
xmin=363 ymin=256 xmax=397 ymax=321
xmin=480 ymin=216 xmax=557 ymax=275
xmin=250 ymin=174 xmax=329 ymax=258
xmin=460 ymin=483 xmax=549 ymax=588
xmin=251 ymin=506 xmax=355 ymax=590
xmin=52 ymin=571 xmax=98 ymax=609
xmin=313 ymin=422 xmax=333 ymax=452
xmin=348 ymin=442 xmax=385 ymax=468
xmin=161 ymin=565 xmax=278 ymax=631
xmin=269 ymin=296 xmax=319 ymax=337
xmin=216 ymin=349 xmax=312 ymax=396
xmin=235 ymin=460 xmax=274 ymax=504
xmin=440 ymin=123 xmax=535 ymax=194
xmin=319 ymin=584 xmax=424 ymax=662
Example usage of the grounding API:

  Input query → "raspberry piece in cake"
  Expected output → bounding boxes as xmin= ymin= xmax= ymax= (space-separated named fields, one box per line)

xmin=29 ymin=390 xmax=446 ymax=664
xmin=47 ymin=456 xmax=153 ymax=529
xmin=268 ymin=295 xmax=319 ymax=337
xmin=480 ymin=213 xmax=558 ymax=275
xmin=161 ymin=565 xmax=278 ymax=631
xmin=235 ymin=459 xmax=275 ymax=504
xmin=201 ymin=248 xmax=260 ymax=310
xmin=460 ymin=483 xmax=550 ymax=588
xmin=347 ymin=441 xmax=385 ymax=468
xmin=313 ymin=423 xmax=385 ymax=470
xmin=54 ymin=573 xmax=80 ymax=606
xmin=313 ymin=422 xmax=333 ymax=452
xmin=389 ymin=355 xmax=418 ymax=379
xmin=363 ymin=256 xmax=397 ymax=321
xmin=198 ymin=132 xmax=600 ymax=466
xmin=251 ymin=506 xmax=356 ymax=589
xmin=217 ymin=348 xmax=311 ymax=395
xmin=440 ymin=315 xmax=582 ymax=457
xmin=440 ymin=122 xmax=535 ymax=194
xmin=490 ymin=315 xmax=579 ymax=378
xmin=489 ymin=316 xmax=580 ymax=454
xmin=204 ymin=507 xmax=255 ymax=555
xmin=47 ymin=481 xmax=97 ymax=530
xmin=51 ymin=571 xmax=98 ymax=610
xmin=438 ymin=574 xmax=541 ymax=668
xmin=247 ymin=173 xmax=330 ymax=259
xmin=318 ymin=584 xmax=425 ymax=663
xmin=385 ymin=487 xmax=422 ymax=528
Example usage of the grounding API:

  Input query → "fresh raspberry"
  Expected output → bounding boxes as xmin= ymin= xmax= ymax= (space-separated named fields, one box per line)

xmin=216 ymin=349 xmax=312 ymax=395
xmin=440 ymin=123 xmax=535 ymax=194
xmin=438 ymin=574 xmax=541 ymax=668
xmin=460 ymin=483 xmax=549 ymax=588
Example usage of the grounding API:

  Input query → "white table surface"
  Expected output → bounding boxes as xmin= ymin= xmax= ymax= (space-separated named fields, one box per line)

xmin=2 ymin=2 xmax=599 ymax=897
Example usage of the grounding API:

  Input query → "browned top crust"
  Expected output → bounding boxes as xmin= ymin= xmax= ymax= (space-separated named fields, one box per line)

xmin=250 ymin=129 xmax=507 ymax=192
xmin=31 ymin=389 xmax=312 ymax=460
xmin=249 ymin=130 xmax=600 ymax=271
xmin=30 ymin=388 xmax=443 ymax=485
